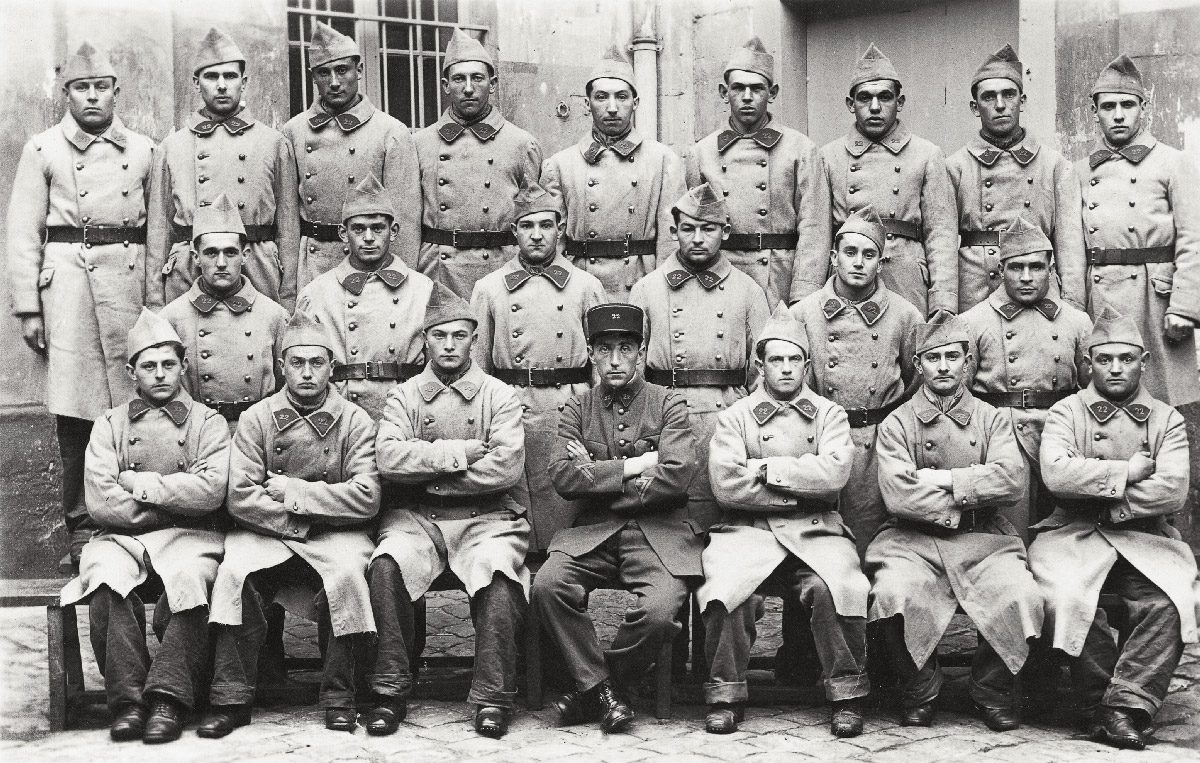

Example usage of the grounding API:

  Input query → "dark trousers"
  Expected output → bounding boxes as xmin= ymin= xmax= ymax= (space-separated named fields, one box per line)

xmin=531 ymin=523 xmax=689 ymax=693
xmin=56 ymin=416 xmax=96 ymax=547
xmin=704 ymin=555 xmax=869 ymax=704
xmin=878 ymin=615 xmax=1015 ymax=709
xmin=1071 ymin=558 xmax=1184 ymax=720
xmin=89 ymin=580 xmax=209 ymax=714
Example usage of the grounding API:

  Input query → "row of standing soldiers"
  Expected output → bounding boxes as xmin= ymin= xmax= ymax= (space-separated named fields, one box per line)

xmin=7 ymin=21 xmax=1198 ymax=753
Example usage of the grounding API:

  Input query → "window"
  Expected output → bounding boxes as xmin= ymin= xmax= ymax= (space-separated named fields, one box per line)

xmin=287 ymin=0 xmax=488 ymax=128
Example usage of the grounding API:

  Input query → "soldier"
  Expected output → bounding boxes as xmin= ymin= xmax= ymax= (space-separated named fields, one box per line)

xmin=699 ymin=307 xmax=869 ymax=738
xmin=201 ymin=310 xmax=380 ymax=736
xmin=471 ymin=183 xmax=607 ymax=549
xmin=541 ymin=46 xmax=686 ymax=298
xmin=532 ymin=303 xmax=699 ymax=734
xmin=147 ymin=27 xmax=301 ymax=311
xmin=284 ymin=21 xmax=420 ymax=291
xmin=297 ymin=173 xmax=434 ymax=422
xmin=415 ymin=28 xmax=542 ymax=299
xmin=796 ymin=44 xmax=957 ymax=320
xmin=371 ymin=283 xmax=530 ymax=738
xmin=7 ymin=41 xmax=155 ymax=565
xmin=630 ymin=183 xmax=770 ymax=537
xmin=1030 ymin=306 xmax=1197 ymax=751
xmin=160 ymin=193 xmax=288 ymax=427
xmin=959 ymin=217 xmax=1092 ymax=534
xmin=867 ymin=319 xmax=1043 ymax=731
xmin=1080 ymin=55 xmax=1199 ymax=411
xmin=60 ymin=309 xmax=229 ymax=744
xmin=687 ymin=37 xmax=830 ymax=308
xmin=947 ymin=44 xmax=1085 ymax=314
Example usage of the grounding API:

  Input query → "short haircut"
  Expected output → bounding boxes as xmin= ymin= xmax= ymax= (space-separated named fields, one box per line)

xmin=129 ymin=341 xmax=186 ymax=367
xmin=755 ymin=338 xmax=807 ymax=361
xmin=194 ymin=232 xmax=248 ymax=250
xmin=971 ymin=79 xmax=1020 ymax=100
xmin=282 ymin=346 xmax=334 ymax=361
xmin=312 ymin=55 xmax=361 ymax=71
xmin=1092 ymin=92 xmax=1143 ymax=107
xmin=585 ymin=80 xmax=637 ymax=98
xmin=850 ymin=80 xmax=902 ymax=98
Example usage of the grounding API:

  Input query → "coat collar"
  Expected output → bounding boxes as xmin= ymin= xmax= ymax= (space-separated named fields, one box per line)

xmin=188 ymin=109 xmax=255 ymax=137
xmin=748 ymin=386 xmax=818 ymax=425
xmin=269 ymin=388 xmax=344 ymax=438
xmin=61 ymin=113 xmax=128 ymax=151
xmin=819 ymin=277 xmax=888 ymax=326
xmin=662 ymin=253 xmax=731 ymax=290
xmin=416 ymin=362 xmax=485 ymax=403
xmin=435 ymin=106 xmax=506 ymax=144
xmin=189 ymin=277 xmax=257 ymax=314
xmin=502 ymin=254 xmax=572 ymax=291
xmin=579 ymin=127 xmax=644 ymax=165
xmin=334 ymin=255 xmax=409 ymax=296
xmin=914 ymin=385 xmax=976 ymax=427
xmin=128 ymin=389 xmax=193 ymax=427
xmin=1089 ymin=131 xmax=1158 ymax=169
xmin=844 ymin=119 xmax=911 ymax=158
xmin=1080 ymin=385 xmax=1153 ymax=424
xmin=716 ymin=116 xmax=782 ymax=153
xmin=987 ymin=288 xmax=1061 ymax=321
xmin=966 ymin=129 xmax=1040 ymax=167
xmin=600 ymin=374 xmax=645 ymax=409
xmin=306 ymin=95 xmax=376 ymax=133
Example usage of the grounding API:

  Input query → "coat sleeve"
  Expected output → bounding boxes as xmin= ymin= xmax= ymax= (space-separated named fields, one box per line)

xmin=144 ymin=143 xmax=173 ymax=310
xmin=611 ymin=391 xmax=696 ymax=512
xmin=948 ymin=408 xmax=1025 ymax=507
xmin=684 ymin=146 xmax=702 ymax=189
xmin=433 ymin=385 xmax=526 ymax=495
xmin=762 ymin=405 xmax=855 ymax=499
xmin=656 ymin=150 xmax=687 ymax=265
xmin=384 ymin=126 xmax=422 ymax=270
xmin=6 ymin=140 xmax=50 ymax=316
xmin=1166 ymin=150 xmax=1200 ymax=323
xmin=84 ymin=414 xmax=172 ymax=531
xmin=470 ymin=283 xmax=496 ymax=374
xmin=875 ymin=412 xmax=961 ymax=526
xmin=743 ymin=287 xmax=771 ymax=391
xmin=548 ymin=395 xmax=626 ymax=498
xmin=1051 ymin=156 xmax=1087 ymax=311
xmin=1040 ymin=399 xmax=1130 ymax=503
xmin=708 ymin=405 xmax=780 ymax=512
xmin=273 ymin=136 xmax=302 ymax=312
xmin=789 ymin=156 xmax=833 ymax=304
xmin=282 ymin=410 xmax=381 ymax=524
xmin=920 ymin=150 xmax=960 ymax=316
xmin=375 ymin=388 xmax=470 ymax=481
xmin=122 ymin=411 xmax=230 ymax=516
xmin=227 ymin=410 xmax=312 ymax=540
xmin=519 ymin=133 xmax=543 ymax=190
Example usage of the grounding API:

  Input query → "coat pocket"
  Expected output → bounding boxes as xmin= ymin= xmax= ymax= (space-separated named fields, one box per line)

xmin=1148 ymin=261 xmax=1176 ymax=297
xmin=37 ymin=267 xmax=54 ymax=289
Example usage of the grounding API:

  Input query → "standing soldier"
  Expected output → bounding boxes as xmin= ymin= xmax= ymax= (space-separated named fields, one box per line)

xmin=146 ymin=27 xmax=301 ymax=311
xmin=7 ymin=41 xmax=155 ymax=564
xmin=630 ymin=183 xmax=770 ymax=535
xmin=541 ymin=46 xmax=686 ymax=298
xmin=285 ymin=21 xmax=420 ymax=291
xmin=415 ymin=28 xmax=542 ymax=299
xmin=867 ymin=319 xmax=1043 ymax=731
xmin=948 ymin=44 xmax=1085 ymax=314
xmin=1030 ymin=306 xmax=1197 ymax=751
xmin=795 ymin=44 xmax=957 ymax=320
xmin=959 ymin=218 xmax=1093 ymax=534
xmin=687 ymin=37 xmax=830 ymax=308
xmin=471 ymin=183 xmax=606 ymax=549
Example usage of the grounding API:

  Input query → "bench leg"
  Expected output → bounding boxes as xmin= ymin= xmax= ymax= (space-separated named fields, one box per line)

xmin=525 ymin=608 xmax=544 ymax=710
xmin=63 ymin=604 xmax=84 ymax=694
xmin=46 ymin=604 xmax=68 ymax=732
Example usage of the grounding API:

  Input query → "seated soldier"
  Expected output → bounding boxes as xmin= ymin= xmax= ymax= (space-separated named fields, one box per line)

xmin=867 ymin=319 xmax=1043 ymax=731
xmin=532 ymin=303 xmax=699 ymax=734
xmin=61 ymin=309 xmax=229 ymax=744
xmin=200 ymin=310 xmax=380 ymax=737
xmin=1031 ymin=305 xmax=1197 ymax=751
xmin=699 ymin=306 xmax=869 ymax=738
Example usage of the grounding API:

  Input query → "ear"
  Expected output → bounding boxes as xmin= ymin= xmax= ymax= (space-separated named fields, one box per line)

xmin=969 ymin=99 xmax=980 ymax=117
xmin=753 ymin=355 xmax=764 ymax=374
xmin=768 ymin=83 xmax=780 ymax=102
xmin=126 ymin=363 xmax=137 ymax=382
xmin=441 ymin=77 xmax=450 ymax=96
xmin=632 ymin=93 xmax=640 ymax=111
xmin=718 ymin=82 xmax=730 ymax=101
xmin=845 ymin=95 xmax=855 ymax=113
xmin=896 ymin=93 xmax=905 ymax=111
xmin=488 ymin=74 xmax=498 ymax=92
xmin=1018 ymin=92 xmax=1027 ymax=111
xmin=720 ymin=222 xmax=732 ymax=241
xmin=338 ymin=224 xmax=349 ymax=243
xmin=389 ymin=220 xmax=400 ymax=239
xmin=180 ymin=356 xmax=190 ymax=374
xmin=355 ymin=60 xmax=365 ymax=74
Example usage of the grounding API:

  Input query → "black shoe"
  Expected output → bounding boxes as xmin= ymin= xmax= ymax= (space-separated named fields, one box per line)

xmin=596 ymin=680 xmax=634 ymax=733
xmin=325 ymin=707 xmax=357 ymax=732
xmin=705 ymin=703 xmax=744 ymax=734
xmin=110 ymin=704 xmax=148 ymax=742
xmin=550 ymin=689 xmax=600 ymax=727
xmin=474 ymin=705 xmax=509 ymax=738
xmin=143 ymin=698 xmax=184 ymax=744
xmin=363 ymin=699 xmax=407 ymax=736
xmin=974 ymin=701 xmax=1020 ymax=732
xmin=900 ymin=702 xmax=935 ymax=727
xmin=197 ymin=705 xmax=252 ymax=739
xmin=831 ymin=699 xmax=864 ymax=738
xmin=1089 ymin=706 xmax=1146 ymax=751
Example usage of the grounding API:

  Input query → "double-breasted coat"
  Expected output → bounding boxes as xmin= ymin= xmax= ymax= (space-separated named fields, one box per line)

xmin=1030 ymin=385 xmax=1199 ymax=656
xmin=211 ymin=389 xmax=380 ymax=637
xmin=797 ymin=122 xmax=958 ymax=317
xmin=414 ymin=108 xmax=542 ymax=299
xmin=471 ymin=255 xmax=607 ymax=549
xmin=699 ymin=387 xmax=868 ymax=617
xmin=146 ymin=111 xmax=301 ymax=310
xmin=789 ymin=279 xmax=922 ymax=554
xmin=686 ymin=121 xmax=832 ymax=307
xmin=7 ymin=114 xmax=154 ymax=420
xmin=1079 ymin=131 xmax=1200 ymax=406
xmin=283 ymin=96 xmax=421 ymax=291
xmin=61 ymin=392 xmax=229 ymax=614
xmin=947 ymin=131 xmax=1086 ymax=312
xmin=541 ymin=129 xmax=686 ymax=297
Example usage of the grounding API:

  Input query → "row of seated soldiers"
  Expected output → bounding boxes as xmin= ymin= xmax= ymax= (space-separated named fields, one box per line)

xmin=63 ymin=167 xmax=1196 ymax=753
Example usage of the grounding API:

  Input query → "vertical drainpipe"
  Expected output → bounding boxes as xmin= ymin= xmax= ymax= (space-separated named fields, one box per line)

xmin=630 ymin=8 xmax=661 ymax=140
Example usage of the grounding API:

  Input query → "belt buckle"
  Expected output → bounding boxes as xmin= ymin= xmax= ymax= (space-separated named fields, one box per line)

xmin=1020 ymin=388 xmax=1031 ymax=409
xmin=365 ymin=360 xmax=381 ymax=379
xmin=81 ymin=224 xmax=91 ymax=246
xmin=756 ymin=232 xmax=763 ymax=251
xmin=452 ymin=228 xmax=461 ymax=249
xmin=845 ymin=407 xmax=868 ymax=427
xmin=670 ymin=367 xmax=684 ymax=387
xmin=623 ymin=233 xmax=631 ymax=257
xmin=525 ymin=367 xmax=543 ymax=386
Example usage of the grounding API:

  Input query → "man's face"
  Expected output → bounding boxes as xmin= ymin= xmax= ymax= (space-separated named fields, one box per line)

xmin=312 ymin=56 xmax=362 ymax=111
xmin=1089 ymin=342 xmax=1146 ymax=400
xmin=847 ymin=79 xmax=903 ymax=140
xmin=917 ymin=343 xmax=968 ymax=396
xmin=512 ymin=211 xmax=562 ymax=265
xmin=127 ymin=344 xmax=186 ymax=404
xmin=588 ymin=78 xmax=638 ymax=137
xmin=831 ymin=232 xmax=881 ymax=291
xmin=673 ymin=212 xmax=729 ymax=271
xmin=280 ymin=346 xmax=332 ymax=401
xmin=587 ymin=333 xmax=644 ymax=390
xmin=1093 ymin=93 xmax=1144 ymax=147
xmin=340 ymin=213 xmax=397 ymax=269
xmin=195 ymin=232 xmax=247 ymax=293
xmin=1002 ymin=251 xmax=1052 ymax=306
xmin=66 ymin=77 xmax=118 ymax=132
xmin=194 ymin=62 xmax=245 ymax=117
xmin=720 ymin=70 xmax=776 ymax=132
xmin=971 ymin=77 xmax=1023 ymax=138
xmin=757 ymin=339 xmax=807 ymax=400
xmin=425 ymin=319 xmax=476 ymax=376
xmin=443 ymin=60 xmax=494 ymax=121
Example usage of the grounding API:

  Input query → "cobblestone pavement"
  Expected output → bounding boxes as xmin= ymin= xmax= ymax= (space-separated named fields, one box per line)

xmin=2 ymin=590 xmax=1198 ymax=762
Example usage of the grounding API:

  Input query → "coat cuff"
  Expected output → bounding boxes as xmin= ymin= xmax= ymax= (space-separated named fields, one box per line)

xmin=126 ymin=472 xmax=163 ymax=506
xmin=927 ymin=289 xmax=958 ymax=315
xmin=949 ymin=467 xmax=978 ymax=508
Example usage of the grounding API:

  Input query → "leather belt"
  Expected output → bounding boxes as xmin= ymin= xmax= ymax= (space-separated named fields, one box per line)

xmin=564 ymin=235 xmax=656 ymax=259
xmin=722 ymin=232 xmax=799 ymax=251
xmin=899 ymin=507 xmax=997 ymax=536
xmin=976 ymin=389 xmax=1074 ymax=410
xmin=210 ymin=400 xmax=257 ymax=421
xmin=960 ymin=230 xmax=1001 ymax=247
xmin=422 ymin=225 xmax=516 ymax=249
xmin=844 ymin=397 xmax=906 ymax=428
xmin=45 ymin=225 xmax=146 ymax=246
xmin=1088 ymin=246 xmax=1174 ymax=265
xmin=645 ymin=367 xmax=745 ymax=387
xmin=172 ymin=222 xmax=277 ymax=244
xmin=421 ymin=491 xmax=505 ymax=509
xmin=882 ymin=219 xmax=922 ymax=242
xmin=491 ymin=365 xmax=591 ymax=387
xmin=332 ymin=361 xmax=423 ymax=382
xmin=300 ymin=219 xmax=342 ymax=242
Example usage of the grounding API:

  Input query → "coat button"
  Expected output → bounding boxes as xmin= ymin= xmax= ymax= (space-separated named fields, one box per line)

xmin=238 ymin=176 xmax=245 ymax=183
xmin=984 ymin=180 xmax=992 ymax=188
xmin=511 ymin=305 xmax=519 ymax=312
xmin=349 ymin=147 xmax=355 ymax=154
xmin=589 ymin=203 xmax=598 ymax=212
xmin=239 ymin=154 xmax=246 ymax=160
xmin=1024 ymin=201 xmax=1031 ymax=207
xmin=556 ymin=331 xmax=564 ymax=338
xmin=439 ymin=178 xmax=448 ymax=185
xmin=985 ymin=203 xmax=993 ymax=211
xmin=1129 ymin=200 xmax=1136 ymax=207
xmin=894 ymin=166 xmax=901 ymax=172
xmin=588 ymin=179 xmax=597 ymax=186
xmin=758 ymin=208 xmax=768 ymax=216
xmin=79 ymin=190 xmax=87 ymax=197
xmin=348 ymin=176 xmax=355 ymax=183
xmin=439 ymin=203 xmax=448 ymax=211
xmin=201 ymin=350 xmax=211 ymax=359
xmin=925 ymin=442 xmax=934 ymax=450
xmin=871 ymin=361 xmax=878 ymax=368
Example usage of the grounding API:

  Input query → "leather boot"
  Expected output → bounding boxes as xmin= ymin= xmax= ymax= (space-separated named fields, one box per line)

xmin=143 ymin=697 xmax=184 ymax=744
xmin=110 ymin=704 xmax=147 ymax=742
xmin=705 ymin=703 xmax=744 ymax=734
xmin=831 ymin=699 xmax=864 ymax=738
xmin=474 ymin=705 xmax=509 ymax=738
xmin=1089 ymin=706 xmax=1146 ymax=751
xmin=596 ymin=680 xmax=634 ymax=733
xmin=197 ymin=704 xmax=252 ymax=739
